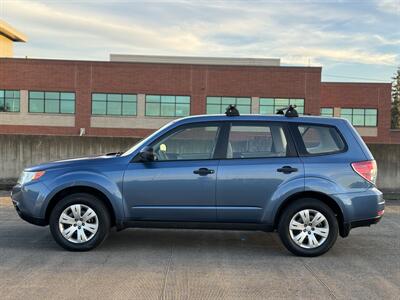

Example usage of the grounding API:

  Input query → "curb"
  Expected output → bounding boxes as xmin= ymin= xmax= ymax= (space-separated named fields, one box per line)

xmin=0 ymin=197 xmax=12 ymax=207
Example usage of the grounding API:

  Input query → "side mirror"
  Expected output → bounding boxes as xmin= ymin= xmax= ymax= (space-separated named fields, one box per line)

xmin=139 ymin=146 xmax=155 ymax=162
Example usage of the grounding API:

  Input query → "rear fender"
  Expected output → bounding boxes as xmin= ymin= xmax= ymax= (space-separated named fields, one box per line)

xmin=305 ymin=177 xmax=349 ymax=221
xmin=261 ymin=177 xmax=304 ymax=224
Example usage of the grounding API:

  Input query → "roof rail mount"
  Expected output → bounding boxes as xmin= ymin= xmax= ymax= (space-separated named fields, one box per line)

xmin=226 ymin=104 xmax=240 ymax=116
xmin=276 ymin=105 xmax=298 ymax=117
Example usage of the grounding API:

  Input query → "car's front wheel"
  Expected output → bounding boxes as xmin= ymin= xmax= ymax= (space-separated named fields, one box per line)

xmin=49 ymin=193 xmax=111 ymax=251
xmin=278 ymin=198 xmax=339 ymax=257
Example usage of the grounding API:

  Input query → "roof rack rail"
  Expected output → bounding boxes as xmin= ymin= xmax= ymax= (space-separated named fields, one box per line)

xmin=225 ymin=104 xmax=240 ymax=116
xmin=276 ymin=105 xmax=298 ymax=117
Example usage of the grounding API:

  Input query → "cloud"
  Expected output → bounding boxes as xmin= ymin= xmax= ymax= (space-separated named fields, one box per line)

xmin=289 ymin=47 xmax=397 ymax=65
xmin=1 ymin=0 xmax=398 ymax=71
xmin=375 ymin=0 xmax=400 ymax=15
xmin=3 ymin=0 xmax=205 ymax=55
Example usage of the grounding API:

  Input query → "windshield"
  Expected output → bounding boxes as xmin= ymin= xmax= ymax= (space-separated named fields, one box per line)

xmin=121 ymin=119 xmax=178 ymax=157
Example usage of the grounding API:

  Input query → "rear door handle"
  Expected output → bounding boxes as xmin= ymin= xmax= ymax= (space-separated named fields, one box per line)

xmin=277 ymin=166 xmax=298 ymax=174
xmin=193 ymin=168 xmax=215 ymax=176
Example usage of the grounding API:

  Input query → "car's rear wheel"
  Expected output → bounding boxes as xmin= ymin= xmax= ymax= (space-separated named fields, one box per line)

xmin=278 ymin=198 xmax=338 ymax=257
xmin=49 ymin=193 xmax=110 ymax=251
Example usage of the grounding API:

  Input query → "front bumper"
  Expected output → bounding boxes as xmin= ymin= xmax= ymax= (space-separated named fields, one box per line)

xmin=12 ymin=199 xmax=47 ymax=226
xmin=11 ymin=182 xmax=49 ymax=226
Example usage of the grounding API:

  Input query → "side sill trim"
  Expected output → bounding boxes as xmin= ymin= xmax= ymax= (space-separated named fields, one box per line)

xmin=120 ymin=220 xmax=274 ymax=232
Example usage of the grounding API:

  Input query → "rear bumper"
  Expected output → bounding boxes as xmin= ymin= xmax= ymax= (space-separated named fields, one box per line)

xmin=341 ymin=215 xmax=383 ymax=237
xmin=333 ymin=187 xmax=384 ymax=237
xmin=350 ymin=215 xmax=382 ymax=228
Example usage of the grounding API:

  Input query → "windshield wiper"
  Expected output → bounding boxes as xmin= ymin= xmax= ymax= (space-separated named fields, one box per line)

xmin=106 ymin=151 xmax=124 ymax=156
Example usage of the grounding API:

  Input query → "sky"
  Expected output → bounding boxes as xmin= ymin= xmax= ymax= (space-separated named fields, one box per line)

xmin=0 ymin=0 xmax=399 ymax=83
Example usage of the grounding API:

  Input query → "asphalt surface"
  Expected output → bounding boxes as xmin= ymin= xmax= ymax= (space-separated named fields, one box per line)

xmin=0 ymin=195 xmax=399 ymax=300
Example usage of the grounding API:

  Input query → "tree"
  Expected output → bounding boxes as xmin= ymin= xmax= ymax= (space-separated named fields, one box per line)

xmin=391 ymin=67 xmax=400 ymax=128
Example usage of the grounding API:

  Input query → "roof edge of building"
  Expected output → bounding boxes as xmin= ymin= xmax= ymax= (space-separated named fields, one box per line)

xmin=110 ymin=54 xmax=281 ymax=67
xmin=0 ymin=57 xmax=322 ymax=71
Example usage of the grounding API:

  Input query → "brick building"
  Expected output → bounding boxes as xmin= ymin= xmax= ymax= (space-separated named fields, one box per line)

xmin=0 ymin=54 xmax=396 ymax=144
xmin=1 ymin=21 xmax=399 ymax=190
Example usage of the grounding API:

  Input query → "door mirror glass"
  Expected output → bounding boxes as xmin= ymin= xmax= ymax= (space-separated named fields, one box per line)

xmin=139 ymin=146 xmax=155 ymax=162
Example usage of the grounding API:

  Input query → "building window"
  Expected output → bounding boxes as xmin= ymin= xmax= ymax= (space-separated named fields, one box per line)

xmin=0 ymin=90 xmax=20 ymax=112
xmin=29 ymin=91 xmax=75 ymax=114
xmin=92 ymin=93 xmax=137 ymax=116
xmin=320 ymin=107 xmax=334 ymax=117
xmin=340 ymin=108 xmax=377 ymax=127
xmin=145 ymin=95 xmax=190 ymax=117
xmin=259 ymin=98 xmax=304 ymax=115
xmin=206 ymin=97 xmax=251 ymax=114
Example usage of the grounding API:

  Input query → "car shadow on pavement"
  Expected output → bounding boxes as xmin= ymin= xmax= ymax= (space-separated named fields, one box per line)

xmin=101 ymin=228 xmax=287 ymax=255
xmin=0 ymin=214 xmax=287 ymax=256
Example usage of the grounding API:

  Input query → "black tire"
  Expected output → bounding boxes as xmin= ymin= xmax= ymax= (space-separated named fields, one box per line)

xmin=49 ymin=193 xmax=111 ymax=251
xmin=278 ymin=198 xmax=339 ymax=257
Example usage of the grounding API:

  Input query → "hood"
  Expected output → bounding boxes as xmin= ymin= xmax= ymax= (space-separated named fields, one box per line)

xmin=25 ymin=154 xmax=119 ymax=172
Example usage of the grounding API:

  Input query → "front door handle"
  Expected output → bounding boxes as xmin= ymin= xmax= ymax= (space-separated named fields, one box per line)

xmin=277 ymin=166 xmax=298 ymax=174
xmin=193 ymin=168 xmax=215 ymax=176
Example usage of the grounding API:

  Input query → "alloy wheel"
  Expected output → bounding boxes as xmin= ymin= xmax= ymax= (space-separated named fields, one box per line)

xmin=58 ymin=204 xmax=99 ymax=243
xmin=288 ymin=209 xmax=329 ymax=249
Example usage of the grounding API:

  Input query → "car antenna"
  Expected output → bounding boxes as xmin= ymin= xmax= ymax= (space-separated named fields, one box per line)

xmin=225 ymin=104 xmax=240 ymax=116
xmin=276 ymin=105 xmax=298 ymax=117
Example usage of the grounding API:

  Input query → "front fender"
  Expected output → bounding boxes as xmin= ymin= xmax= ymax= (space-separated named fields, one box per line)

xmin=41 ymin=171 xmax=124 ymax=221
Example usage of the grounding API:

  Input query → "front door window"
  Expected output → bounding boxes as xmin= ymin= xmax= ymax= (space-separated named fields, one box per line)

xmin=153 ymin=125 xmax=220 ymax=161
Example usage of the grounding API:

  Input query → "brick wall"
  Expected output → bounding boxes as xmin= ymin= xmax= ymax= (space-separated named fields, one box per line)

xmin=0 ymin=58 xmax=395 ymax=143
xmin=321 ymin=82 xmax=393 ymax=144
xmin=0 ymin=58 xmax=321 ymax=137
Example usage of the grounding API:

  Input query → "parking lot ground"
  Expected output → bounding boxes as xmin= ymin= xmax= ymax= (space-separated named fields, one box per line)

xmin=0 ymin=196 xmax=399 ymax=300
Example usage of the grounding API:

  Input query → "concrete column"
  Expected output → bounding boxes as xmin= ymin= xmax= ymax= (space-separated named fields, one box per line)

xmin=20 ymin=90 xmax=28 ymax=113
xmin=251 ymin=97 xmax=259 ymax=114
xmin=137 ymin=94 xmax=145 ymax=117
xmin=333 ymin=107 xmax=341 ymax=117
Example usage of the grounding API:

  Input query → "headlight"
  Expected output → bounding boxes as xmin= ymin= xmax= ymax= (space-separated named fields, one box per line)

xmin=18 ymin=171 xmax=46 ymax=185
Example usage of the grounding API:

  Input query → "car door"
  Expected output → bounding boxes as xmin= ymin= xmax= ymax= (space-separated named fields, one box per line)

xmin=123 ymin=123 xmax=223 ymax=222
xmin=216 ymin=122 xmax=304 ymax=223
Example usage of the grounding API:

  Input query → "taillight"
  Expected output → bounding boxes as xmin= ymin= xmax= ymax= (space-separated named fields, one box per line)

xmin=351 ymin=160 xmax=377 ymax=184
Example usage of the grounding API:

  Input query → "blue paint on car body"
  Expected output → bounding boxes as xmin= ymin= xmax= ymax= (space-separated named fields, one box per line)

xmin=11 ymin=113 xmax=384 ymax=255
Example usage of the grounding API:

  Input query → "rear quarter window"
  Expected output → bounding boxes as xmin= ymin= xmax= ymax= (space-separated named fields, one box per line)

xmin=297 ymin=124 xmax=346 ymax=155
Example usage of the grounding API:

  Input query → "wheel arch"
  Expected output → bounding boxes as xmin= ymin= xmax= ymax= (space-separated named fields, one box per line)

xmin=273 ymin=191 xmax=348 ymax=237
xmin=45 ymin=186 xmax=117 ymax=227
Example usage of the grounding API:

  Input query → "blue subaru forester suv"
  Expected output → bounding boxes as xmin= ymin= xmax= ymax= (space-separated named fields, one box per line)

xmin=11 ymin=106 xmax=384 ymax=256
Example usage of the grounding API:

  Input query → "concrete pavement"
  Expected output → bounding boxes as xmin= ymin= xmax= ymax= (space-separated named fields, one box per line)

xmin=0 ymin=196 xmax=399 ymax=300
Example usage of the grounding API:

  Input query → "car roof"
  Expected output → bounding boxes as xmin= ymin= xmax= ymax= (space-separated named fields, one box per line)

xmin=174 ymin=114 xmax=347 ymax=126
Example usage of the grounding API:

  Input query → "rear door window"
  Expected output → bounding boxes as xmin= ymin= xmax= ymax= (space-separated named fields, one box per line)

xmin=227 ymin=123 xmax=289 ymax=158
xmin=297 ymin=125 xmax=346 ymax=155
